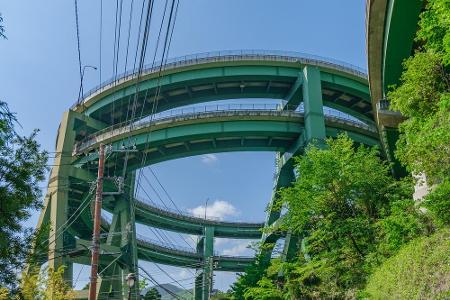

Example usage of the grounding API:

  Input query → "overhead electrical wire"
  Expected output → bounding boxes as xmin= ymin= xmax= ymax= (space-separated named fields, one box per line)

xmin=99 ymin=0 xmax=103 ymax=86
xmin=53 ymin=0 xmax=201 ymax=293
xmin=74 ymin=0 xmax=83 ymax=104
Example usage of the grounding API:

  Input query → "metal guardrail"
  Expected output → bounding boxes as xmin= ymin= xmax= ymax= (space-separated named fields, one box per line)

xmin=135 ymin=197 xmax=264 ymax=226
xmin=72 ymin=49 xmax=367 ymax=109
xmin=136 ymin=197 xmax=221 ymax=222
xmin=74 ymin=104 xmax=376 ymax=153
xmin=137 ymin=233 xmax=200 ymax=255
xmin=137 ymin=234 xmax=255 ymax=259
xmin=103 ymin=211 xmax=254 ymax=259
xmin=216 ymin=254 xmax=255 ymax=260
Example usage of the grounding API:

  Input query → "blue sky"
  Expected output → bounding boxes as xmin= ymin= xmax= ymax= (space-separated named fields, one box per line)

xmin=0 ymin=0 xmax=367 ymax=292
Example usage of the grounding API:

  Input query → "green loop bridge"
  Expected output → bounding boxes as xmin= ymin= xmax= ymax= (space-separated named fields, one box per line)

xmin=36 ymin=50 xmax=380 ymax=299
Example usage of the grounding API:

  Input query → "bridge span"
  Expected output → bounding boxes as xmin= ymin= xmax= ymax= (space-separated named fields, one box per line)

xmin=35 ymin=50 xmax=380 ymax=299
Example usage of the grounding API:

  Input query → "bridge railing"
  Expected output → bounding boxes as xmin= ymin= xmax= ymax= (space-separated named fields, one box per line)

xmin=136 ymin=233 xmax=203 ymax=255
xmin=215 ymin=254 xmax=255 ymax=260
xmin=72 ymin=49 xmax=367 ymax=108
xmin=135 ymin=196 xmax=264 ymax=226
xmin=135 ymin=197 xmax=221 ymax=222
xmin=74 ymin=104 xmax=376 ymax=153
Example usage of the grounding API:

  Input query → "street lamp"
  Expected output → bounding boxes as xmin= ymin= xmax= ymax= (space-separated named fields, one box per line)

xmin=77 ymin=65 xmax=97 ymax=103
xmin=126 ymin=273 xmax=136 ymax=300
xmin=204 ymin=198 xmax=209 ymax=220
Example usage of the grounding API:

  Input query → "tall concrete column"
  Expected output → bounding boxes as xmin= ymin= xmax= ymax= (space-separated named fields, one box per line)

xmin=302 ymin=65 xmax=326 ymax=144
xmin=194 ymin=271 xmax=203 ymax=300
xmin=121 ymin=172 xmax=140 ymax=300
xmin=203 ymin=226 xmax=214 ymax=300
xmin=46 ymin=111 xmax=77 ymax=285
xmin=37 ymin=110 xmax=108 ymax=286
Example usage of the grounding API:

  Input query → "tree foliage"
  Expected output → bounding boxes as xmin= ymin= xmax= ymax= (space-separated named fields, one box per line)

xmin=17 ymin=266 xmax=75 ymax=300
xmin=388 ymin=0 xmax=450 ymax=183
xmin=231 ymin=2 xmax=450 ymax=299
xmin=211 ymin=291 xmax=233 ymax=300
xmin=364 ymin=228 xmax=450 ymax=300
xmin=143 ymin=287 xmax=161 ymax=300
xmin=0 ymin=101 xmax=48 ymax=290
xmin=279 ymin=135 xmax=422 ymax=298
xmin=388 ymin=0 xmax=450 ymax=229
xmin=230 ymin=253 xmax=272 ymax=299
xmin=231 ymin=136 xmax=426 ymax=299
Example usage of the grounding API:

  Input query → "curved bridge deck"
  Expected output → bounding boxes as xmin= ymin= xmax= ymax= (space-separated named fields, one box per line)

xmin=77 ymin=50 xmax=367 ymax=105
xmin=73 ymin=108 xmax=378 ymax=174
xmin=72 ymin=50 xmax=373 ymax=129
xmin=136 ymin=235 xmax=254 ymax=272
xmin=133 ymin=198 xmax=264 ymax=238
xmin=38 ymin=50 xmax=382 ymax=298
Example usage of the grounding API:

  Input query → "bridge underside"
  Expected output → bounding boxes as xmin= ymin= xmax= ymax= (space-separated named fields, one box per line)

xmin=36 ymin=53 xmax=380 ymax=300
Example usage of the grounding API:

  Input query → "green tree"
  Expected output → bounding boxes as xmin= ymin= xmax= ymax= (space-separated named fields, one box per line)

xmin=243 ymin=278 xmax=283 ymax=300
xmin=211 ymin=291 xmax=233 ymax=300
xmin=143 ymin=287 xmax=161 ymax=300
xmin=277 ymin=135 xmax=419 ymax=298
xmin=230 ymin=135 xmax=424 ymax=299
xmin=365 ymin=228 xmax=450 ymax=300
xmin=0 ymin=101 xmax=48 ymax=290
xmin=387 ymin=0 xmax=450 ymax=226
xmin=230 ymin=253 xmax=271 ymax=299
xmin=18 ymin=266 xmax=75 ymax=300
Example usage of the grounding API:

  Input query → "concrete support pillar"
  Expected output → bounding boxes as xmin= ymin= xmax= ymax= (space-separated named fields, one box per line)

xmin=302 ymin=65 xmax=326 ymax=144
xmin=46 ymin=111 xmax=78 ymax=286
xmin=203 ymin=226 xmax=214 ymax=300
xmin=194 ymin=271 xmax=203 ymax=300
xmin=97 ymin=172 xmax=139 ymax=300
xmin=122 ymin=172 xmax=140 ymax=300
xmin=36 ymin=110 xmax=108 ymax=287
xmin=265 ymin=156 xmax=296 ymax=226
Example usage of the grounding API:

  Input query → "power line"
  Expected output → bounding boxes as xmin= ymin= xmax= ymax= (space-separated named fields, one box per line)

xmin=74 ymin=0 xmax=83 ymax=104
xmin=99 ymin=0 xmax=103 ymax=86
xmin=123 ymin=0 xmax=135 ymax=74
xmin=139 ymin=266 xmax=184 ymax=300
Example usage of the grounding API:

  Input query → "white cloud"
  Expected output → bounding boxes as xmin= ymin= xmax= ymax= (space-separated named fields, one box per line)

xmin=214 ymin=238 xmax=231 ymax=247
xmin=222 ymin=241 xmax=253 ymax=256
xmin=188 ymin=200 xmax=239 ymax=221
xmin=201 ymin=154 xmax=218 ymax=165
xmin=173 ymin=269 xmax=191 ymax=280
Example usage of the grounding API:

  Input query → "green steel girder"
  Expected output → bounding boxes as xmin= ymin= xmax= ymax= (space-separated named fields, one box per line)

xmin=129 ymin=200 xmax=264 ymax=239
xmin=366 ymin=0 xmax=422 ymax=178
xmin=74 ymin=113 xmax=379 ymax=173
xmin=137 ymin=239 xmax=202 ymax=267
xmin=37 ymin=51 xmax=384 ymax=299
xmin=283 ymin=73 xmax=303 ymax=109
xmin=73 ymin=208 xmax=254 ymax=272
xmin=78 ymin=62 xmax=372 ymax=125
xmin=214 ymin=256 xmax=254 ymax=272
xmin=382 ymin=0 xmax=422 ymax=92
xmin=136 ymin=238 xmax=253 ymax=272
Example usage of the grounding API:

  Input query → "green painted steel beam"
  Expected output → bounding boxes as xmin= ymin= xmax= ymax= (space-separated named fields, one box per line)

xmin=283 ymin=72 xmax=303 ymax=109
xmin=382 ymin=0 xmax=422 ymax=92
xmin=303 ymin=65 xmax=326 ymax=144
xmin=74 ymin=113 xmax=378 ymax=171
xmin=131 ymin=200 xmax=263 ymax=238
xmin=39 ymin=52 xmax=381 ymax=295
xmin=78 ymin=63 xmax=371 ymax=125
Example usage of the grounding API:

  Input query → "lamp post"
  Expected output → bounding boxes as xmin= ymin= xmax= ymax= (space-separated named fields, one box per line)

xmin=77 ymin=65 xmax=97 ymax=103
xmin=126 ymin=273 xmax=136 ymax=300
xmin=204 ymin=198 xmax=209 ymax=220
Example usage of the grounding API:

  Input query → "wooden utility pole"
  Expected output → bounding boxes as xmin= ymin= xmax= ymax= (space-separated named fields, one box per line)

xmin=89 ymin=144 xmax=106 ymax=300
